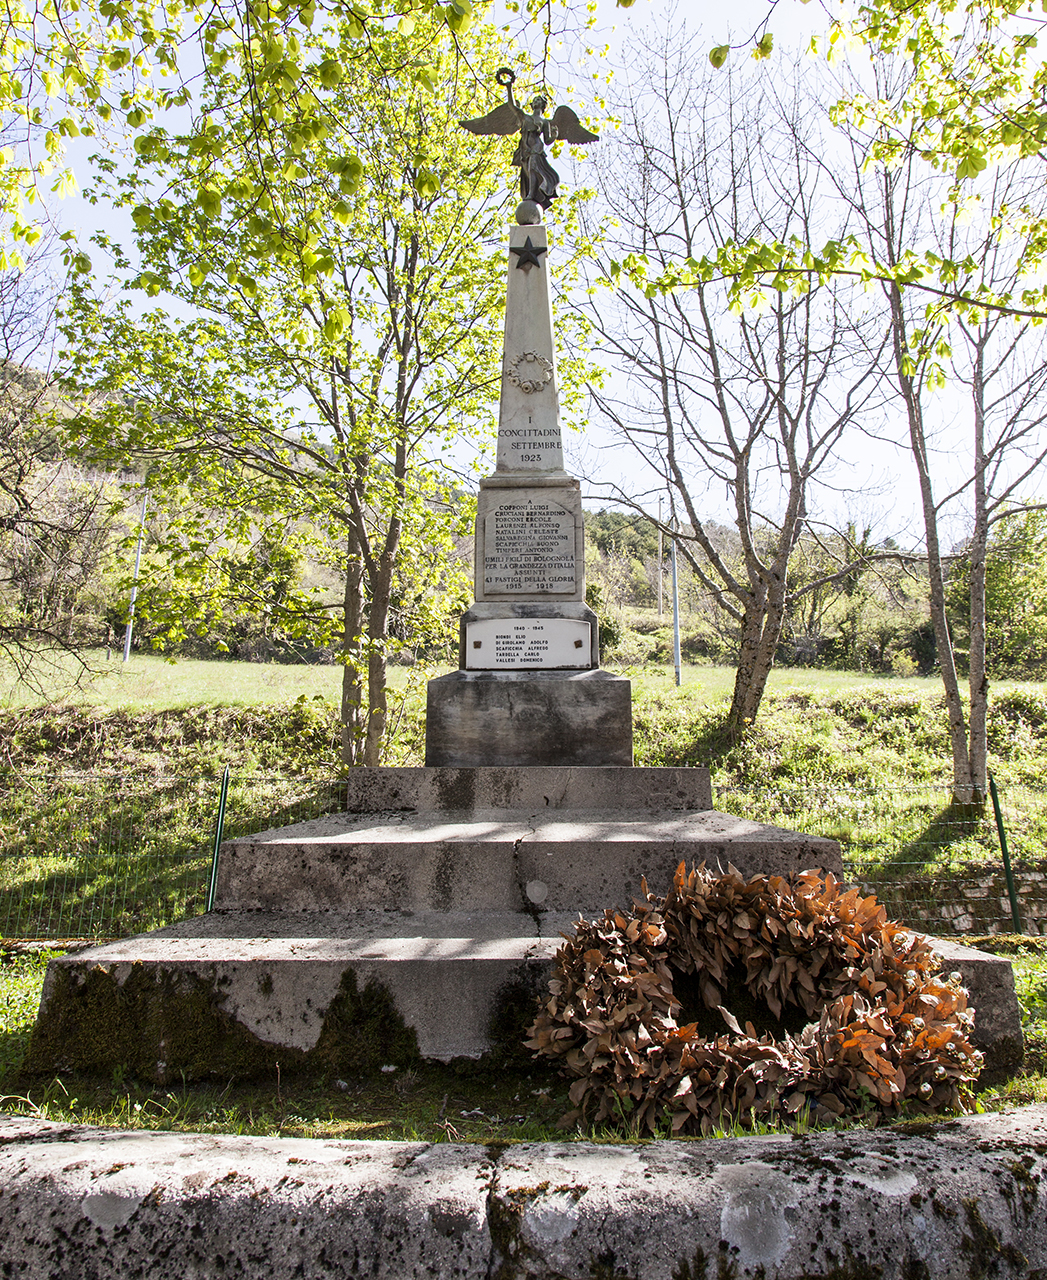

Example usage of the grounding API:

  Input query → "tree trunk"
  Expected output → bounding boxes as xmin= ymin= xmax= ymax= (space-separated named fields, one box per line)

xmin=725 ymin=569 xmax=789 ymax=740
xmin=363 ymin=607 xmax=389 ymax=769
xmin=362 ymin=545 xmax=397 ymax=768
xmin=967 ymin=333 xmax=989 ymax=803
xmin=887 ymin=282 xmax=977 ymax=803
xmin=339 ymin=529 xmax=366 ymax=768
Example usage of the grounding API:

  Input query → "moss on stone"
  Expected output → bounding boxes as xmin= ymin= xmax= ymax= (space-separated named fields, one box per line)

xmin=308 ymin=968 xmax=421 ymax=1076
xmin=486 ymin=962 xmax=547 ymax=1070
xmin=22 ymin=960 xmax=421 ymax=1084
xmin=959 ymin=1198 xmax=1028 ymax=1277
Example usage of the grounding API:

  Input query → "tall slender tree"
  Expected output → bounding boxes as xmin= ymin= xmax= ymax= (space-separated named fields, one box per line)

xmin=828 ymin=63 xmax=1047 ymax=802
xmin=581 ymin=30 xmax=888 ymax=738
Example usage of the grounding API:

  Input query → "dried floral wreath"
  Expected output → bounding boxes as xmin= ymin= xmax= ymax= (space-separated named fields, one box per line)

xmin=526 ymin=864 xmax=982 ymax=1135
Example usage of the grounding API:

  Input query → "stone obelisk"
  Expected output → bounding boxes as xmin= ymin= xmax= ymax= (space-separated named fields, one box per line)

xmin=425 ymin=221 xmax=632 ymax=765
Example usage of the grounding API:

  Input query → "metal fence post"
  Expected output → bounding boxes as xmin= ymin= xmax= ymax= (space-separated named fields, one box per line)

xmin=988 ymin=772 xmax=1023 ymax=934
xmin=206 ymin=765 xmax=231 ymax=912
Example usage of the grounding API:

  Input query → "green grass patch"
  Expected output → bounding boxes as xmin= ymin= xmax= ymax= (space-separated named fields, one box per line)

xmin=1 ymin=650 xmax=948 ymax=713
xmin=0 ymin=650 xmax=438 ymax=712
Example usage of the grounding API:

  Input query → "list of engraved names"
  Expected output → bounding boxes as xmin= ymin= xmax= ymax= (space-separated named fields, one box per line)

xmin=483 ymin=501 xmax=576 ymax=594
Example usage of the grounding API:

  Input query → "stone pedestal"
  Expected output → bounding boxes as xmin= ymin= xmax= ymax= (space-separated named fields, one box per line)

xmin=425 ymin=670 xmax=632 ymax=766
xmin=25 ymin=767 xmax=855 ymax=1075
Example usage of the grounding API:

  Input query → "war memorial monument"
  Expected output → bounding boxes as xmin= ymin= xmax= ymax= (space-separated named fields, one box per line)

xmin=24 ymin=74 xmax=1020 ymax=1085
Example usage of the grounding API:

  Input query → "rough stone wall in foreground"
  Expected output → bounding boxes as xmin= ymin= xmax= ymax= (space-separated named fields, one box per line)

xmin=0 ymin=1106 xmax=1045 ymax=1279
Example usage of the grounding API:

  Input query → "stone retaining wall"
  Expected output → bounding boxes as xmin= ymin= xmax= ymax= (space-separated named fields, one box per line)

xmin=851 ymin=860 xmax=1047 ymax=936
xmin=1 ymin=1107 xmax=1045 ymax=1278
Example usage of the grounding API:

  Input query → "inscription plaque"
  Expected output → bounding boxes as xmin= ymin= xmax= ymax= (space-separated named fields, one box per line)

xmin=465 ymin=618 xmax=591 ymax=669
xmin=483 ymin=499 xmax=577 ymax=595
xmin=496 ymin=420 xmax=564 ymax=471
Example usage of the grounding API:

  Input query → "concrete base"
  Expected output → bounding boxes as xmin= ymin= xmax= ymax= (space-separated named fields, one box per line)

xmin=25 ymin=912 xmax=1023 ymax=1079
xmin=425 ymin=670 xmax=632 ymax=766
xmin=2 ymin=1106 xmax=1046 ymax=1279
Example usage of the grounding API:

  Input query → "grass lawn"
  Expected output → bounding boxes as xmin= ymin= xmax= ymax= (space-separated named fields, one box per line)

xmin=0 ymin=650 xmax=407 ymax=711
xmin=0 ymin=648 xmax=949 ymax=712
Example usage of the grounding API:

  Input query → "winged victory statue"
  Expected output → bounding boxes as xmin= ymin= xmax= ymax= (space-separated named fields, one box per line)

xmin=460 ymin=67 xmax=598 ymax=224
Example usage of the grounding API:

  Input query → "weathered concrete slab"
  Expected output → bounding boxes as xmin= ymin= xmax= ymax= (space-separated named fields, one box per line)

xmin=1 ymin=1105 xmax=1045 ymax=1279
xmin=25 ymin=911 xmax=1020 ymax=1078
xmin=425 ymin=671 xmax=633 ymax=766
xmin=215 ymin=808 xmax=842 ymax=913
xmin=24 ymin=767 xmax=1019 ymax=1086
xmin=27 ymin=911 xmax=568 ymax=1067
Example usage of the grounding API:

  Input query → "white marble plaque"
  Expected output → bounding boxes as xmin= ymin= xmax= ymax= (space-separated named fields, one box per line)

xmin=465 ymin=618 xmax=591 ymax=669
xmin=483 ymin=499 xmax=577 ymax=595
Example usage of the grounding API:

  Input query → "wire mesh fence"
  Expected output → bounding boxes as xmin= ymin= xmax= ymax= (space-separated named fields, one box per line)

xmin=716 ymin=782 xmax=1047 ymax=937
xmin=1 ymin=773 xmax=1045 ymax=941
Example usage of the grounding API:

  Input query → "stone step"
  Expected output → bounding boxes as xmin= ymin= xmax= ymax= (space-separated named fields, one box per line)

xmin=215 ymin=808 xmax=843 ymax=913
xmin=29 ymin=910 xmax=567 ymax=1066
xmin=255 ymin=765 xmax=715 ymax=817
xmin=26 ymin=911 xmax=1023 ymax=1081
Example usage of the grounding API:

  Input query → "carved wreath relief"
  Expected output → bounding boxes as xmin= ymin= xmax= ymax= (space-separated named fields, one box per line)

xmin=507 ymin=351 xmax=553 ymax=394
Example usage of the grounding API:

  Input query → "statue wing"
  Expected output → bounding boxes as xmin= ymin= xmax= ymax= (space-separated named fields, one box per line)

xmin=551 ymin=105 xmax=598 ymax=145
xmin=459 ymin=102 xmax=522 ymax=137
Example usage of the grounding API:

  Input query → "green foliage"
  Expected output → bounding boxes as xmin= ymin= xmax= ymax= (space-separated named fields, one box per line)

xmin=947 ymin=509 xmax=1047 ymax=679
xmin=63 ymin=11 xmax=549 ymax=762
xmin=585 ymin=510 xmax=659 ymax=561
xmin=584 ymin=581 xmax=623 ymax=654
xmin=634 ymin=682 xmax=1047 ymax=791
xmin=0 ymin=0 xmax=546 ymax=265
xmin=1 ymin=329 xmax=128 ymax=678
xmin=680 ymin=1 xmax=1047 ymax=322
xmin=0 ymin=702 xmax=341 ymax=777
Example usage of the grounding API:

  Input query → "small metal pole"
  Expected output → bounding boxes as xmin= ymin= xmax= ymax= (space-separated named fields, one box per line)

xmin=206 ymin=764 xmax=230 ymax=912
xmin=122 ymin=489 xmax=148 ymax=662
xmin=657 ymin=496 xmax=664 ymax=619
xmin=988 ymin=772 xmax=1022 ymax=934
xmin=671 ymin=522 xmax=681 ymax=687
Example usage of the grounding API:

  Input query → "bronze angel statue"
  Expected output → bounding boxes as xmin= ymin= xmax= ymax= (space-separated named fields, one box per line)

xmin=460 ymin=68 xmax=598 ymax=222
